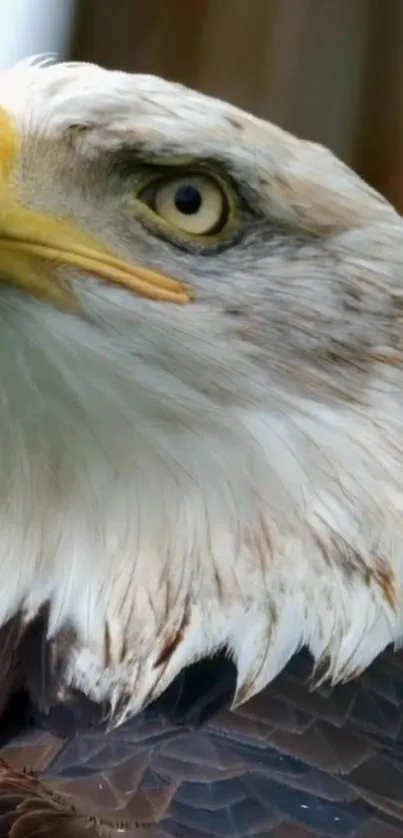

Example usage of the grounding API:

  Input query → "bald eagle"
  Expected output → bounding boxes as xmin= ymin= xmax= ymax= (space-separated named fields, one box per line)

xmin=0 ymin=57 xmax=402 ymax=837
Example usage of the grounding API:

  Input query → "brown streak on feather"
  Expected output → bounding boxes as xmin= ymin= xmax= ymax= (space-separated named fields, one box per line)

xmin=311 ymin=526 xmax=372 ymax=586
xmin=243 ymin=515 xmax=274 ymax=587
xmin=226 ymin=115 xmax=243 ymax=131
xmin=103 ymin=621 xmax=111 ymax=668
xmin=119 ymin=632 xmax=128 ymax=665
xmin=373 ymin=557 xmax=397 ymax=609
xmin=213 ymin=567 xmax=224 ymax=600
xmin=154 ymin=607 xmax=190 ymax=669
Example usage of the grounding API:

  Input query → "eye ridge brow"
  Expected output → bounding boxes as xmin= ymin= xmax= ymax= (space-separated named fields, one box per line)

xmin=107 ymin=146 xmax=241 ymax=188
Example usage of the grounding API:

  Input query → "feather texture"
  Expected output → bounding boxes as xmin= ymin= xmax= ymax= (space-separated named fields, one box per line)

xmin=2 ymin=650 xmax=403 ymax=836
xmin=0 ymin=59 xmax=403 ymax=836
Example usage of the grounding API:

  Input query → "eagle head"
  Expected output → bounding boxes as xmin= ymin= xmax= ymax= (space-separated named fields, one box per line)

xmin=0 ymin=57 xmax=402 ymax=730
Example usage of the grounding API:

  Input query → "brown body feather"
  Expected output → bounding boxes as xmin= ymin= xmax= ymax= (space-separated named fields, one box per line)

xmin=0 ymin=759 xmax=101 ymax=838
xmin=1 ymin=639 xmax=403 ymax=836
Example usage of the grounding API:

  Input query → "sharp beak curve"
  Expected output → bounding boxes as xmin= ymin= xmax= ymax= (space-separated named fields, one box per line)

xmin=0 ymin=109 xmax=190 ymax=308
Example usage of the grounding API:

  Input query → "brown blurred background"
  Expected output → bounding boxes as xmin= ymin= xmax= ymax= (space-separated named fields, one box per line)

xmin=70 ymin=0 xmax=403 ymax=211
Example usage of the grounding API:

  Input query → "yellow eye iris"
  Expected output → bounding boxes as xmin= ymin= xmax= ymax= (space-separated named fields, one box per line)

xmin=139 ymin=173 xmax=229 ymax=237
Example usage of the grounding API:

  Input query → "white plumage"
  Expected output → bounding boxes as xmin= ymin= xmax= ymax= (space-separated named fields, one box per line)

xmin=0 ymin=57 xmax=402 ymax=729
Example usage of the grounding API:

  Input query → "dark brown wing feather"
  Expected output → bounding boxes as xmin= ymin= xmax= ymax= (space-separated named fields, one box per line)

xmin=0 ymin=758 xmax=101 ymax=838
xmin=1 ymin=609 xmax=403 ymax=836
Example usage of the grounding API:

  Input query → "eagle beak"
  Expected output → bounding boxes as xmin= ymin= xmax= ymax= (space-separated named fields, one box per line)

xmin=0 ymin=207 xmax=190 ymax=306
xmin=0 ymin=109 xmax=189 ymax=307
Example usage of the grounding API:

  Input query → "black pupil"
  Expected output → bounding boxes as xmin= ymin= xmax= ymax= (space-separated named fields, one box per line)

xmin=174 ymin=184 xmax=202 ymax=215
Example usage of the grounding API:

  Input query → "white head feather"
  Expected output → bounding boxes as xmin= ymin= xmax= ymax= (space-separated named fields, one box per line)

xmin=0 ymin=58 xmax=402 ymax=723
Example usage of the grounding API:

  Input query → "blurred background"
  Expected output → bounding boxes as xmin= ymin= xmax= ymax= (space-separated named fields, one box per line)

xmin=2 ymin=0 xmax=403 ymax=210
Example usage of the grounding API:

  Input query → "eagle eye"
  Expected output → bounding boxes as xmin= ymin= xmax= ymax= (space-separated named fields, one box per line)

xmin=137 ymin=170 xmax=234 ymax=240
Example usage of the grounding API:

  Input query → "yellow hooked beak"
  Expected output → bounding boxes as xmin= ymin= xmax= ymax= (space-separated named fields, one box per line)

xmin=0 ymin=109 xmax=190 ymax=308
